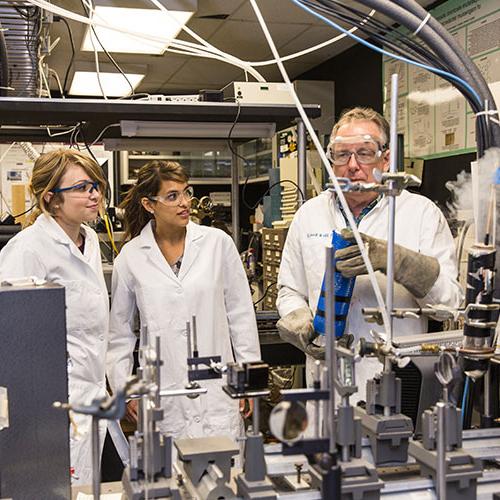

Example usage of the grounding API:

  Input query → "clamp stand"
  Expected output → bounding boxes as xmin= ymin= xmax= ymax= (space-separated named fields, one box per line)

xmin=409 ymin=352 xmax=482 ymax=499
xmin=223 ymin=361 xmax=277 ymax=499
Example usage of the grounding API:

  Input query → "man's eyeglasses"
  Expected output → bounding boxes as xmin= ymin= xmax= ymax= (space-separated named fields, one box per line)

xmin=52 ymin=180 xmax=100 ymax=196
xmin=149 ymin=186 xmax=194 ymax=206
xmin=330 ymin=148 xmax=383 ymax=166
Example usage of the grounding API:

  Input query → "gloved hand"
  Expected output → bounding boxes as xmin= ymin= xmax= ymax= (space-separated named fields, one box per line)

xmin=335 ymin=229 xmax=440 ymax=299
xmin=277 ymin=307 xmax=324 ymax=360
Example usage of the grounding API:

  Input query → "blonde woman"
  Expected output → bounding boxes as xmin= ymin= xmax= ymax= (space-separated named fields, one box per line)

xmin=0 ymin=149 xmax=111 ymax=485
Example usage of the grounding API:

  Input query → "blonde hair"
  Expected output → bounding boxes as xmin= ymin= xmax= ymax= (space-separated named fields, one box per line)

xmin=120 ymin=160 xmax=189 ymax=241
xmin=25 ymin=148 xmax=107 ymax=227
xmin=330 ymin=107 xmax=390 ymax=147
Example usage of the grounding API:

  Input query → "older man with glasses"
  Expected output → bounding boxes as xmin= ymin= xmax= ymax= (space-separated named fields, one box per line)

xmin=275 ymin=106 xmax=462 ymax=402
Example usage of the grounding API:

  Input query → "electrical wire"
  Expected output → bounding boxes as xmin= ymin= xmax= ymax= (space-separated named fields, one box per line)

xmin=253 ymin=281 xmax=277 ymax=307
xmin=249 ymin=8 xmax=377 ymax=67
xmin=59 ymin=16 xmax=75 ymax=95
xmin=80 ymin=0 xmax=134 ymax=96
xmin=26 ymin=0 xmax=266 ymax=84
xmin=249 ymin=0 xmax=392 ymax=337
xmin=225 ymin=97 xmax=305 ymax=210
xmin=293 ymin=0 xmax=482 ymax=107
xmin=103 ymin=212 xmax=119 ymax=255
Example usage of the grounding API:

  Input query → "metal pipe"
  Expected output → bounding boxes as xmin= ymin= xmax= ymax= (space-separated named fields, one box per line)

xmin=231 ymin=150 xmax=240 ymax=250
xmin=384 ymin=72 xmax=399 ymax=384
xmin=314 ymin=360 xmax=321 ymax=438
xmin=92 ymin=416 xmax=100 ymax=500
xmin=325 ymin=245 xmax=336 ymax=453
xmin=484 ymin=367 xmax=491 ymax=419
xmin=155 ymin=335 xmax=161 ymax=408
xmin=159 ymin=387 xmax=208 ymax=398
xmin=436 ymin=401 xmax=447 ymax=500
xmin=192 ymin=315 xmax=198 ymax=356
xmin=297 ymin=118 xmax=307 ymax=204
xmin=252 ymin=396 xmax=260 ymax=436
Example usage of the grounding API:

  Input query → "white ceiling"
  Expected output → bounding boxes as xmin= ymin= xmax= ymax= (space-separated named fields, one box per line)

xmin=46 ymin=0 xmax=435 ymax=96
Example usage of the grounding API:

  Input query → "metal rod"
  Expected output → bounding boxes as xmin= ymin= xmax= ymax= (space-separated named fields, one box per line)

xmin=297 ymin=118 xmax=307 ymax=204
xmin=384 ymin=72 xmax=399 ymax=379
xmin=484 ymin=367 xmax=491 ymax=419
xmin=158 ymin=387 xmax=208 ymax=398
xmin=252 ymin=396 xmax=260 ymax=436
xmin=231 ymin=149 xmax=240 ymax=250
xmin=314 ymin=360 xmax=321 ymax=438
xmin=155 ymin=335 xmax=161 ymax=408
xmin=436 ymin=401 xmax=447 ymax=500
xmin=325 ymin=245 xmax=336 ymax=454
xmin=92 ymin=416 xmax=100 ymax=500
xmin=192 ymin=315 xmax=198 ymax=355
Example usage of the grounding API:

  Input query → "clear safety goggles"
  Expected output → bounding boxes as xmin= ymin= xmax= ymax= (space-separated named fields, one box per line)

xmin=149 ymin=186 xmax=194 ymax=206
xmin=52 ymin=180 xmax=100 ymax=196
xmin=327 ymin=134 xmax=387 ymax=166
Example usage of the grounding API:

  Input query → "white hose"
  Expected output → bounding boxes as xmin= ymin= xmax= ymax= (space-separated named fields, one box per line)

xmin=26 ymin=0 xmax=266 ymax=83
xmin=248 ymin=9 xmax=376 ymax=67
xmin=249 ymin=0 xmax=391 ymax=336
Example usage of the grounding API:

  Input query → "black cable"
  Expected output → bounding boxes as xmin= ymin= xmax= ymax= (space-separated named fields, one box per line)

xmin=225 ymin=98 xmax=306 ymax=210
xmin=0 ymin=21 xmax=9 ymax=96
xmin=79 ymin=122 xmax=112 ymax=210
xmin=80 ymin=0 xmax=135 ymax=96
xmin=59 ymin=17 xmax=75 ymax=96
xmin=305 ymin=0 xmax=491 ymax=153
xmin=253 ymin=281 xmax=277 ymax=307
xmin=11 ymin=204 xmax=35 ymax=218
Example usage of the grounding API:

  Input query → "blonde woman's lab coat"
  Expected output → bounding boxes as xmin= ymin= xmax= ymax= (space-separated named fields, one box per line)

xmin=0 ymin=214 xmax=110 ymax=485
xmin=107 ymin=221 xmax=261 ymax=441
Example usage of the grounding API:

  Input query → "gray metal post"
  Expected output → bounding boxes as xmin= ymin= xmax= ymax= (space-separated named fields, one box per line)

xmin=384 ymin=73 xmax=399 ymax=385
xmin=325 ymin=245 xmax=336 ymax=454
xmin=297 ymin=119 xmax=307 ymax=204
xmin=252 ymin=396 xmax=259 ymax=436
xmin=231 ymin=150 xmax=240 ymax=250
xmin=92 ymin=416 xmax=101 ymax=500
xmin=436 ymin=401 xmax=447 ymax=500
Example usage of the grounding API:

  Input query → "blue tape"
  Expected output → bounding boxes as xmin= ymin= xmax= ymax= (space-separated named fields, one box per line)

xmin=313 ymin=230 xmax=356 ymax=337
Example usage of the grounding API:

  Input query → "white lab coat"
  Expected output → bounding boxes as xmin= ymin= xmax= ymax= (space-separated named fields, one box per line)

xmin=277 ymin=190 xmax=463 ymax=402
xmin=107 ymin=221 xmax=261 ymax=441
xmin=0 ymin=214 xmax=110 ymax=485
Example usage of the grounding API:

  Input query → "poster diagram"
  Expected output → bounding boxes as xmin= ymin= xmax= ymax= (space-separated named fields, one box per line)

xmin=383 ymin=0 xmax=499 ymax=159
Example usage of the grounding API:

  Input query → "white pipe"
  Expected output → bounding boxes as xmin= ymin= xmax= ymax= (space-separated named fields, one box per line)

xmin=249 ymin=0 xmax=391 ymax=336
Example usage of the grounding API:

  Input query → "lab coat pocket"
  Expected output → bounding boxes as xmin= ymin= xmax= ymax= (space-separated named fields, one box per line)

xmin=60 ymin=279 xmax=106 ymax=333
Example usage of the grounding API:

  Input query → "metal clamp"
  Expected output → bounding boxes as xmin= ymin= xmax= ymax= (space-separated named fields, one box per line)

xmin=328 ymin=172 xmax=421 ymax=196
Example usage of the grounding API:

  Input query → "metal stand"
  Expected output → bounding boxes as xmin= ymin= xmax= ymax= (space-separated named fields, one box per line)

xmin=355 ymin=371 xmax=413 ymax=465
xmin=409 ymin=352 xmax=483 ymax=499
xmin=174 ymin=436 xmax=239 ymax=500
xmin=334 ymin=344 xmax=384 ymax=499
xmin=223 ymin=362 xmax=276 ymax=499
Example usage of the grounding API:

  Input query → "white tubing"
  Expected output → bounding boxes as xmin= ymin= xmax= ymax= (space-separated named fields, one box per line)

xmin=249 ymin=0 xmax=391 ymax=336
xmin=26 ymin=0 xmax=266 ymax=83
xmin=248 ymin=9 xmax=376 ymax=67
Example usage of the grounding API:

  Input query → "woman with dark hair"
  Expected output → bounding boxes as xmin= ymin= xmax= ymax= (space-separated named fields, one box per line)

xmin=107 ymin=160 xmax=260 ymax=442
xmin=0 ymin=149 xmax=112 ymax=485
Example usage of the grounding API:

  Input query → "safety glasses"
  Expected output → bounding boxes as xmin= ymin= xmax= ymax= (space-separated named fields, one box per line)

xmin=148 ymin=186 xmax=194 ymax=206
xmin=52 ymin=180 xmax=100 ymax=196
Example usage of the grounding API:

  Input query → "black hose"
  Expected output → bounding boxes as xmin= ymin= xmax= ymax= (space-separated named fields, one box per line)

xmin=393 ymin=0 xmax=500 ymax=149
xmin=342 ymin=0 xmax=497 ymax=151
xmin=309 ymin=0 xmax=490 ymax=152
xmin=0 ymin=21 xmax=9 ymax=96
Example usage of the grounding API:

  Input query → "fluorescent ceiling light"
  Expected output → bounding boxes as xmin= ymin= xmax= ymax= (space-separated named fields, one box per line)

xmin=82 ymin=6 xmax=194 ymax=55
xmin=69 ymin=71 xmax=145 ymax=97
xmin=121 ymin=121 xmax=276 ymax=139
